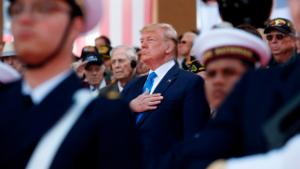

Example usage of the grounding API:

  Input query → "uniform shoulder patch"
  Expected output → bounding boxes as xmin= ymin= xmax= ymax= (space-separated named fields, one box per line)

xmin=105 ymin=91 xmax=120 ymax=100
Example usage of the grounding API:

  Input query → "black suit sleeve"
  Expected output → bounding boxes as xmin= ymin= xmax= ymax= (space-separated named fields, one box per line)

xmin=182 ymin=76 xmax=210 ymax=140
xmin=94 ymin=98 xmax=141 ymax=169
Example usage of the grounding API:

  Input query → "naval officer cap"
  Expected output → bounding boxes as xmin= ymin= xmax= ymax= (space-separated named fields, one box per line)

xmin=193 ymin=27 xmax=271 ymax=68
xmin=9 ymin=0 xmax=102 ymax=33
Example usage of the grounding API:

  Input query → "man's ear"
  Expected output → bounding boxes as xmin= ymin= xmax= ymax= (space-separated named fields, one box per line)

xmin=165 ymin=40 xmax=176 ymax=54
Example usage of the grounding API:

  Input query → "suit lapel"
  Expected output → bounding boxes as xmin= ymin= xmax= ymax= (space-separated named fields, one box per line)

xmin=136 ymin=65 xmax=179 ymax=127
xmin=153 ymin=65 xmax=179 ymax=94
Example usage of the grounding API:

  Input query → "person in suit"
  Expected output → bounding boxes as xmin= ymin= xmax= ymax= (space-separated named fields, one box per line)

xmin=100 ymin=45 xmax=138 ymax=95
xmin=0 ymin=0 xmax=140 ymax=169
xmin=158 ymin=2 xmax=300 ymax=169
xmin=122 ymin=23 xmax=210 ymax=169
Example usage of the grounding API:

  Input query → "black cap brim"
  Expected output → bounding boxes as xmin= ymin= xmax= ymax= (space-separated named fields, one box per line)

xmin=85 ymin=61 xmax=102 ymax=69
xmin=264 ymin=26 xmax=291 ymax=34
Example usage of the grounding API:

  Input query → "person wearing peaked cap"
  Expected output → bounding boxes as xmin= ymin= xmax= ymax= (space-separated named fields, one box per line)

xmin=157 ymin=32 xmax=300 ymax=169
xmin=83 ymin=53 xmax=109 ymax=97
xmin=122 ymin=23 xmax=210 ymax=169
xmin=80 ymin=45 xmax=99 ymax=60
xmin=264 ymin=18 xmax=297 ymax=67
xmin=0 ymin=42 xmax=23 ymax=73
xmin=0 ymin=0 xmax=140 ymax=169
xmin=192 ymin=27 xmax=271 ymax=115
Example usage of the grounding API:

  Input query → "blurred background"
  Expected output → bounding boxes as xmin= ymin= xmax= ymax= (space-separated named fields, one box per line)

xmin=1 ymin=0 xmax=291 ymax=55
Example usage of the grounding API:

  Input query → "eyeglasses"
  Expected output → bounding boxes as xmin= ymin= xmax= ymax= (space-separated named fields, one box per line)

xmin=9 ymin=1 xmax=71 ymax=20
xmin=266 ymin=34 xmax=287 ymax=41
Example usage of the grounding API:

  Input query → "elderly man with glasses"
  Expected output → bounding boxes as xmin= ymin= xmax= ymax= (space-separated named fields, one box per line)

xmin=264 ymin=18 xmax=297 ymax=67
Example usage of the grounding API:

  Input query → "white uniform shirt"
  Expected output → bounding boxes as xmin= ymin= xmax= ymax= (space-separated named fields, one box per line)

xmin=22 ymin=70 xmax=72 ymax=105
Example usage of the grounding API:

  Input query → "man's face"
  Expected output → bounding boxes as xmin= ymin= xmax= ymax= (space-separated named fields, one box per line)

xmin=266 ymin=30 xmax=295 ymax=63
xmin=111 ymin=49 xmax=133 ymax=82
xmin=140 ymin=29 xmax=169 ymax=67
xmin=205 ymin=58 xmax=247 ymax=110
xmin=10 ymin=0 xmax=71 ymax=65
xmin=85 ymin=64 xmax=104 ymax=86
xmin=178 ymin=32 xmax=196 ymax=57
xmin=289 ymin=0 xmax=300 ymax=33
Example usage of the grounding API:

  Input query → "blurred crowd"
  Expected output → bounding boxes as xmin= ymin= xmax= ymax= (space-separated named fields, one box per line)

xmin=0 ymin=0 xmax=300 ymax=169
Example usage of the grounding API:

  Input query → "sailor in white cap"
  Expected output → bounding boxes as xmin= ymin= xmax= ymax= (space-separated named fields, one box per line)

xmin=193 ymin=27 xmax=271 ymax=114
xmin=0 ymin=0 xmax=140 ymax=169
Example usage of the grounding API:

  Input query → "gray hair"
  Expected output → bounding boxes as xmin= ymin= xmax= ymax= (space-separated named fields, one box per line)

xmin=110 ymin=45 xmax=138 ymax=62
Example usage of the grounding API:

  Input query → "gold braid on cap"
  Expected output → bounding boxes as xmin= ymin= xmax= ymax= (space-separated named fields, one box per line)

xmin=203 ymin=46 xmax=257 ymax=66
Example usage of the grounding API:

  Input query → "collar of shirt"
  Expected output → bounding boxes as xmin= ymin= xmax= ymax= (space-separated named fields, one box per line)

xmin=22 ymin=70 xmax=72 ymax=105
xmin=148 ymin=60 xmax=175 ymax=94
xmin=89 ymin=79 xmax=107 ymax=91
xmin=117 ymin=81 xmax=123 ymax=92
xmin=177 ymin=57 xmax=184 ymax=68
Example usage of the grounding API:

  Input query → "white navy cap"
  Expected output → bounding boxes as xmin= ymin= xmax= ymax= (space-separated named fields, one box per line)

xmin=193 ymin=27 xmax=271 ymax=67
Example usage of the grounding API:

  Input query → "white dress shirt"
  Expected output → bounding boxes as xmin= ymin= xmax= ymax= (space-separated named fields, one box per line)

xmin=176 ymin=56 xmax=184 ymax=69
xmin=22 ymin=70 xmax=72 ymax=105
xmin=148 ymin=60 xmax=175 ymax=94
xmin=117 ymin=81 xmax=124 ymax=92
xmin=227 ymin=134 xmax=300 ymax=169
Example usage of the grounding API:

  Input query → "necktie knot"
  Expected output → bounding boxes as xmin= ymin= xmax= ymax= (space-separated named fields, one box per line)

xmin=148 ymin=72 xmax=157 ymax=80
xmin=143 ymin=72 xmax=157 ymax=93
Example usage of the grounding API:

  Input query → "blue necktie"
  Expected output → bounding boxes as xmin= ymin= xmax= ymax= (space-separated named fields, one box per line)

xmin=136 ymin=72 xmax=157 ymax=124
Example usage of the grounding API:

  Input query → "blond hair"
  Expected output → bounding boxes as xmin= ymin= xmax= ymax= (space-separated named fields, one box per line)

xmin=140 ymin=23 xmax=178 ymax=42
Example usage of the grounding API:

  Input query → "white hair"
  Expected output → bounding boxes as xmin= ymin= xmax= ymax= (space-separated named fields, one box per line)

xmin=110 ymin=45 xmax=138 ymax=62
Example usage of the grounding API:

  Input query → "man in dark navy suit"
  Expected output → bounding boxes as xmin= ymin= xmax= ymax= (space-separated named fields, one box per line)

xmin=122 ymin=23 xmax=210 ymax=169
xmin=159 ymin=19 xmax=300 ymax=169
xmin=0 ymin=0 xmax=139 ymax=169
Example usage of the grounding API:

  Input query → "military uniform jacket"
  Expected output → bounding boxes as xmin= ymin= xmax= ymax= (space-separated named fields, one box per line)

xmin=0 ymin=72 xmax=140 ymax=169
xmin=160 ymin=55 xmax=300 ymax=169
